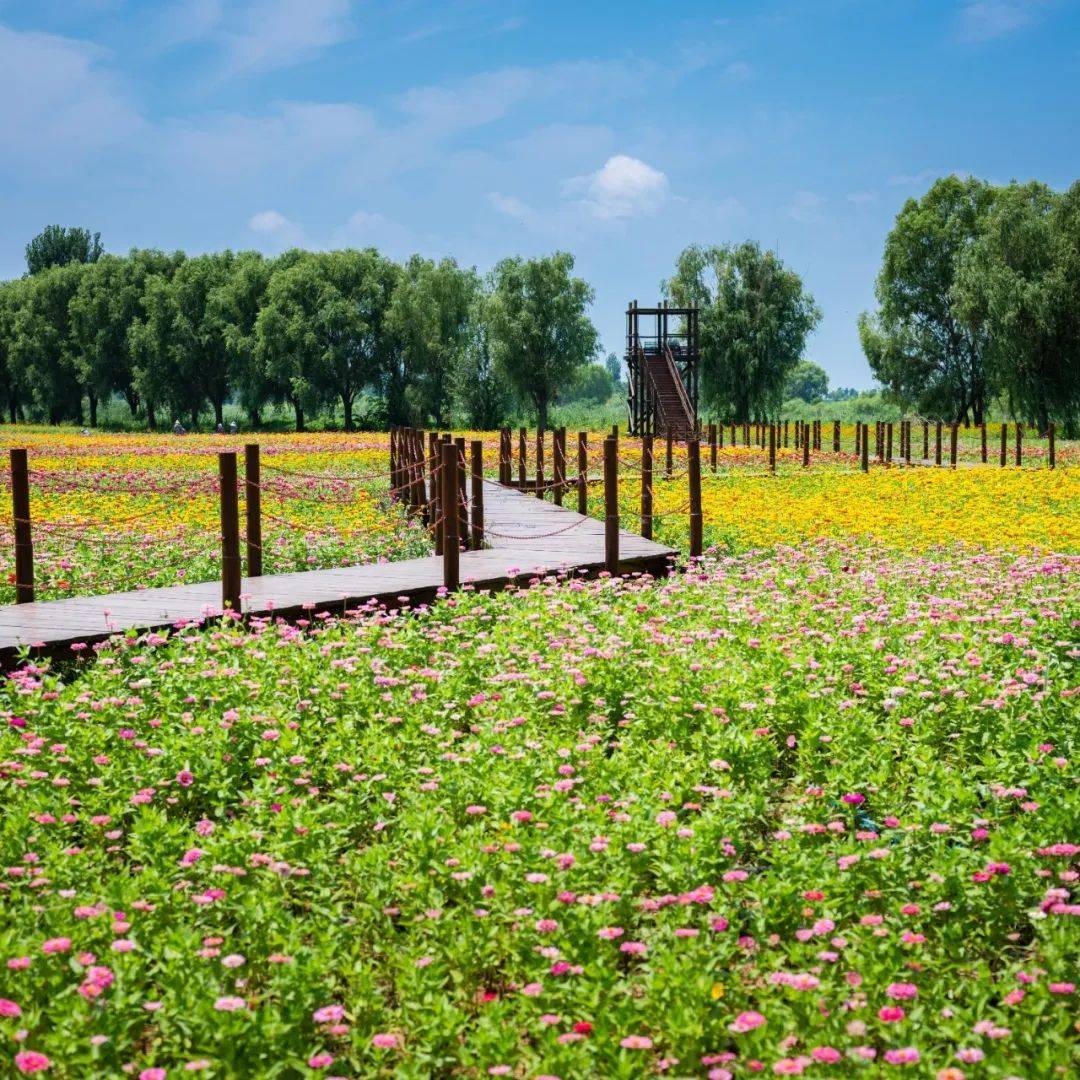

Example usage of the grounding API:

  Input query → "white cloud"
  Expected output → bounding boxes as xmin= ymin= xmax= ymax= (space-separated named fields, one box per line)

xmin=567 ymin=155 xmax=670 ymax=220
xmin=788 ymin=190 xmax=826 ymax=223
xmin=886 ymin=168 xmax=944 ymax=187
xmin=957 ymin=1 xmax=1044 ymax=43
xmin=487 ymin=192 xmax=535 ymax=225
xmin=0 ymin=24 xmax=143 ymax=174
xmin=846 ymin=190 xmax=878 ymax=205
xmin=248 ymin=209 xmax=305 ymax=247
xmin=332 ymin=210 xmax=415 ymax=258
xmin=222 ymin=0 xmax=355 ymax=74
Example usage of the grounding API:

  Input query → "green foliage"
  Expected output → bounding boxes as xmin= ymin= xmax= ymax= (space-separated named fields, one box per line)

xmin=664 ymin=242 xmax=821 ymax=422
xmin=560 ymin=362 xmax=615 ymax=406
xmin=954 ymin=180 xmax=1080 ymax=437
xmin=486 ymin=252 xmax=599 ymax=431
xmin=784 ymin=360 xmax=829 ymax=403
xmin=25 ymin=225 xmax=103 ymax=275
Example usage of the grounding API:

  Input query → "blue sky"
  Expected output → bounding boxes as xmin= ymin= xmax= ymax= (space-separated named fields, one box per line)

xmin=2 ymin=0 xmax=1078 ymax=387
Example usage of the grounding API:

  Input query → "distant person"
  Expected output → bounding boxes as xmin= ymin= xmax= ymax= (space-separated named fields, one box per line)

xmin=173 ymin=420 xmax=186 ymax=436
xmin=80 ymin=428 xmax=90 ymax=436
xmin=216 ymin=422 xmax=224 ymax=434
xmin=229 ymin=421 xmax=238 ymax=435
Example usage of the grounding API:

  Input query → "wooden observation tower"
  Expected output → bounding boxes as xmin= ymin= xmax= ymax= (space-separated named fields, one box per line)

xmin=625 ymin=300 xmax=699 ymax=439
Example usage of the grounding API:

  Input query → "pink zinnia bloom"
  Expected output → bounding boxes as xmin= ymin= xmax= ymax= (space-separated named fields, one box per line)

xmin=620 ymin=1035 xmax=653 ymax=1049
xmin=0 ymin=999 xmax=21 ymax=1017
xmin=620 ymin=941 xmax=647 ymax=955
xmin=139 ymin=1070 xmax=166 ymax=1080
xmin=878 ymin=1006 xmax=905 ymax=1022
xmin=811 ymin=1047 xmax=842 ymax=1064
xmin=313 ymin=1005 xmax=345 ymax=1024
xmin=887 ymin=983 xmax=918 ymax=1000
xmin=372 ymin=1033 xmax=399 ymax=1049
xmin=175 ymin=769 xmax=195 ymax=787
xmin=729 ymin=1011 xmax=766 ymax=1034
xmin=213 ymin=996 xmax=246 ymax=1012
xmin=307 ymin=1053 xmax=333 ymax=1069
xmin=14 ymin=1052 xmax=52 ymax=1074
xmin=42 ymin=938 xmax=71 ymax=954
xmin=883 ymin=1048 xmax=920 ymax=1065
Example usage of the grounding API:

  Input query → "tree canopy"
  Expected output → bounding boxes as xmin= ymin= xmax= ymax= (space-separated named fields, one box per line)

xmin=784 ymin=360 xmax=829 ymax=403
xmin=26 ymin=226 xmax=104 ymax=276
xmin=664 ymin=242 xmax=821 ymax=422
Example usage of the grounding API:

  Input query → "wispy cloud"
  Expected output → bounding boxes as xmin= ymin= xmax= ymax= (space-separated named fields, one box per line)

xmin=0 ymin=24 xmax=143 ymax=175
xmin=788 ymin=190 xmax=826 ymax=223
xmin=487 ymin=192 xmax=536 ymax=226
xmin=248 ymin=209 xmax=305 ymax=248
xmin=956 ymin=1 xmax=1045 ymax=43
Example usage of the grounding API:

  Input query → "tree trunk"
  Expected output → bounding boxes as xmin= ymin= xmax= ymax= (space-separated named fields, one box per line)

xmin=342 ymin=392 xmax=354 ymax=432
xmin=124 ymin=386 xmax=140 ymax=417
xmin=293 ymin=399 xmax=305 ymax=433
xmin=147 ymin=401 xmax=157 ymax=430
xmin=248 ymin=408 xmax=261 ymax=429
xmin=6 ymin=396 xmax=14 ymax=424
xmin=536 ymin=391 xmax=549 ymax=435
xmin=88 ymin=391 xmax=98 ymax=428
xmin=213 ymin=398 xmax=224 ymax=427
xmin=191 ymin=408 xmax=199 ymax=430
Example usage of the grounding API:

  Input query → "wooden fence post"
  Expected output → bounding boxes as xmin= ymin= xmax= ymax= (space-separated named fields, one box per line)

xmin=518 ymin=427 xmax=527 ymax=488
xmin=1000 ymin=423 xmax=1007 ymax=467
xmin=455 ymin=438 xmax=469 ymax=546
xmin=9 ymin=448 xmax=33 ymax=604
xmin=769 ymin=422 xmax=776 ymax=473
xmin=950 ymin=423 xmax=958 ymax=468
xmin=604 ymin=436 xmax=619 ymax=574
xmin=688 ymin=438 xmax=703 ymax=558
xmin=641 ymin=434 xmax=653 ymax=540
xmin=470 ymin=440 xmax=484 ymax=549
xmin=535 ymin=428 xmax=545 ymax=498
xmin=499 ymin=427 xmax=510 ymax=484
xmin=389 ymin=427 xmax=398 ymax=500
xmin=441 ymin=442 xmax=459 ymax=590
xmin=1015 ymin=423 xmax=1022 ymax=467
xmin=718 ymin=422 xmax=724 ymax=450
xmin=855 ymin=422 xmax=861 ymax=458
xmin=709 ymin=422 xmax=718 ymax=472
xmin=833 ymin=420 xmax=840 ymax=453
xmin=886 ymin=422 xmax=893 ymax=464
xmin=861 ymin=423 xmax=869 ymax=473
xmin=905 ymin=421 xmax=912 ymax=466
xmin=1048 ymin=423 xmax=1056 ymax=470
xmin=577 ymin=432 xmax=588 ymax=515
xmin=219 ymin=451 xmax=241 ymax=614
xmin=922 ymin=421 xmax=929 ymax=461
xmin=429 ymin=433 xmax=442 ymax=554
xmin=553 ymin=427 xmax=565 ymax=507
xmin=980 ymin=423 xmax=987 ymax=464
xmin=935 ymin=422 xmax=942 ymax=466
xmin=244 ymin=443 xmax=262 ymax=577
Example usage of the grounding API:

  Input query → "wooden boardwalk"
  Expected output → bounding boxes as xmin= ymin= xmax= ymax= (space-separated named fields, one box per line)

xmin=0 ymin=481 xmax=675 ymax=664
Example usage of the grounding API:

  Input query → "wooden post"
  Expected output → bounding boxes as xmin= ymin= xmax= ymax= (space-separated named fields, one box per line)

xmin=922 ymin=421 xmax=929 ymax=461
xmin=9 ymin=448 xmax=33 ymax=604
xmin=980 ymin=423 xmax=987 ymax=464
xmin=861 ymin=423 xmax=869 ymax=473
xmin=855 ymin=422 xmax=861 ymax=457
xmin=935 ymin=422 xmax=942 ymax=466
xmin=219 ymin=451 xmax=241 ymax=614
xmin=577 ymin=432 xmax=588 ymax=515
xmin=604 ymin=436 xmax=619 ymax=574
xmin=244 ymin=443 xmax=262 ymax=577
xmin=470 ymin=440 xmax=484 ymax=549
xmin=905 ymin=421 xmax=912 ymax=466
xmin=802 ymin=427 xmax=810 ymax=467
xmin=553 ymin=427 xmax=565 ymax=507
xmin=769 ymin=422 xmax=776 ymax=473
xmin=429 ymin=432 xmax=442 ymax=554
xmin=1015 ymin=423 xmax=1022 ymax=467
xmin=665 ymin=431 xmax=674 ymax=479
xmin=455 ymin=437 xmax=469 ymax=546
xmin=950 ymin=422 xmax=958 ymax=468
xmin=1048 ymin=423 xmax=1056 ymax=470
xmin=389 ymin=427 xmax=398 ymax=500
xmin=886 ymin=423 xmax=893 ymax=464
xmin=518 ymin=427 xmax=527 ymax=488
xmin=718 ymin=422 xmax=724 ymax=449
xmin=833 ymin=420 xmax=840 ymax=453
xmin=641 ymin=434 xmax=653 ymax=540
xmin=499 ymin=427 xmax=510 ymax=484
xmin=441 ymin=442 xmax=459 ymax=591
xmin=688 ymin=438 xmax=702 ymax=558
xmin=783 ymin=420 xmax=789 ymax=448
xmin=1000 ymin=422 xmax=1007 ymax=467
xmin=708 ymin=423 xmax=717 ymax=472
xmin=535 ymin=428 xmax=545 ymax=498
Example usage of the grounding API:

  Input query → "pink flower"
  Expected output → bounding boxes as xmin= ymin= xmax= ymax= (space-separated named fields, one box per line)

xmin=139 ymin=1070 xmax=167 ymax=1080
xmin=887 ymin=983 xmax=918 ymax=1000
xmin=313 ymin=1005 xmax=345 ymax=1024
xmin=0 ymin=999 xmax=21 ymax=1017
xmin=811 ymin=1047 xmax=842 ymax=1064
xmin=878 ymin=1006 xmax=905 ymax=1022
xmin=535 ymin=919 xmax=559 ymax=933
xmin=883 ymin=1048 xmax=920 ymax=1065
xmin=620 ymin=941 xmax=647 ymax=955
xmin=175 ymin=769 xmax=195 ymax=787
xmin=372 ymin=1033 xmax=399 ymax=1049
xmin=307 ymin=1053 xmax=334 ymax=1069
xmin=14 ymin=1052 xmax=52 ymax=1074
xmin=1049 ymin=983 xmax=1075 ymax=994
xmin=773 ymin=1058 xmax=810 ymax=1075
xmin=521 ymin=982 xmax=543 ymax=997
xmin=955 ymin=1049 xmax=984 ymax=1064
xmin=213 ymin=996 xmax=246 ymax=1012
xmin=729 ymin=1011 xmax=766 ymax=1033
xmin=842 ymin=793 xmax=865 ymax=804
xmin=41 ymin=938 xmax=71 ymax=954
xmin=620 ymin=1035 xmax=654 ymax=1049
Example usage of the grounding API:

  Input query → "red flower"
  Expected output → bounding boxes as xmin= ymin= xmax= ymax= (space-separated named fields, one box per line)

xmin=573 ymin=1022 xmax=593 ymax=1035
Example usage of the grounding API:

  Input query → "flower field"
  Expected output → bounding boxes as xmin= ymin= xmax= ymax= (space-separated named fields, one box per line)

xmin=0 ymin=428 xmax=1078 ymax=1078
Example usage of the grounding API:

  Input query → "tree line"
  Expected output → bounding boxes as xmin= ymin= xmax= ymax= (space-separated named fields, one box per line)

xmin=860 ymin=176 xmax=1080 ymax=436
xmin=0 ymin=239 xmax=600 ymax=432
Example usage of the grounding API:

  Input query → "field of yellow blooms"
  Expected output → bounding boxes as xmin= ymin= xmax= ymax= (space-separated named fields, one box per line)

xmin=0 ymin=427 xmax=1076 ymax=604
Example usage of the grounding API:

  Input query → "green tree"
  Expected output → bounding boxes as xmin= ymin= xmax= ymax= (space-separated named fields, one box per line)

xmin=451 ymin=291 xmax=512 ymax=429
xmin=26 ymin=225 xmax=104 ymax=275
xmin=486 ymin=252 xmax=599 ymax=431
xmin=604 ymin=351 xmax=622 ymax=388
xmin=0 ymin=279 xmax=29 ymax=422
xmin=9 ymin=263 xmax=88 ymax=423
xmin=386 ymin=256 xmax=477 ymax=426
xmin=859 ymin=175 xmax=995 ymax=424
xmin=954 ymin=180 xmax=1080 ymax=437
xmin=784 ymin=360 xmax=829 ymax=403
xmin=128 ymin=269 xmax=184 ymax=430
xmin=664 ymin=241 xmax=821 ymax=422
xmin=561 ymin=363 xmax=615 ymax=405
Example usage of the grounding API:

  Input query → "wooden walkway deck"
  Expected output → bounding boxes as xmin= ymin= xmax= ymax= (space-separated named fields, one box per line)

xmin=0 ymin=481 xmax=675 ymax=664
